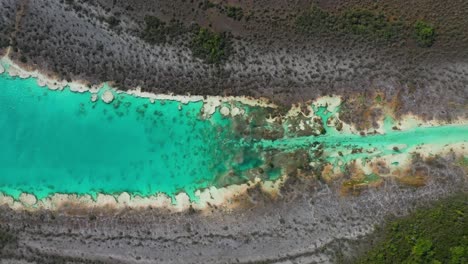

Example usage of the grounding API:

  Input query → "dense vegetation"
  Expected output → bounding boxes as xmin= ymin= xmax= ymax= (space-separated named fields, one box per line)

xmin=340 ymin=9 xmax=402 ymax=41
xmin=414 ymin=20 xmax=436 ymax=47
xmin=190 ymin=28 xmax=231 ymax=64
xmin=296 ymin=5 xmax=402 ymax=42
xmin=141 ymin=16 xmax=169 ymax=44
xmin=357 ymin=194 xmax=467 ymax=264
xmin=295 ymin=5 xmax=336 ymax=34
xmin=141 ymin=16 xmax=184 ymax=44
xmin=141 ymin=15 xmax=232 ymax=64
xmin=297 ymin=5 xmax=439 ymax=44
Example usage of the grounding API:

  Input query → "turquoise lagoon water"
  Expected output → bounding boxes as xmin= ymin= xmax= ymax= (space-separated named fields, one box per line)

xmin=0 ymin=73 xmax=257 ymax=200
xmin=0 ymin=72 xmax=467 ymax=201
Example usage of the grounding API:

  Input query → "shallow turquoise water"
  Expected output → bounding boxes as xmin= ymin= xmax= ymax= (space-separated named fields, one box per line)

xmin=261 ymin=107 xmax=468 ymax=164
xmin=0 ymin=73 xmax=467 ymax=201
xmin=0 ymin=74 xmax=258 ymax=200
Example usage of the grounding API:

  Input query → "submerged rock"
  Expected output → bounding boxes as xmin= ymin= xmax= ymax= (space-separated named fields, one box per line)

xmin=101 ymin=90 xmax=114 ymax=103
xmin=90 ymin=93 xmax=98 ymax=102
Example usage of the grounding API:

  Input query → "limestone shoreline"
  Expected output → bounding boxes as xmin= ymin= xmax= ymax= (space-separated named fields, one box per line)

xmin=1 ymin=51 xmax=466 ymax=130
xmin=0 ymin=177 xmax=285 ymax=213
xmin=0 ymin=140 xmax=465 ymax=213
xmin=0 ymin=52 xmax=277 ymax=116
xmin=0 ymin=51 xmax=467 ymax=213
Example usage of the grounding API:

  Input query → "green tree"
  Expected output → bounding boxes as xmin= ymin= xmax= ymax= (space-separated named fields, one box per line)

xmin=356 ymin=194 xmax=467 ymax=264
xmin=449 ymin=246 xmax=467 ymax=264
xmin=190 ymin=28 xmax=231 ymax=64
xmin=414 ymin=20 xmax=436 ymax=47
xmin=408 ymin=238 xmax=434 ymax=263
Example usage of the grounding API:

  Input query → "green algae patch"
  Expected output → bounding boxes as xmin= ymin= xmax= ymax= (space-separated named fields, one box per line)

xmin=356 ymin=194 xmax=468 ymax=264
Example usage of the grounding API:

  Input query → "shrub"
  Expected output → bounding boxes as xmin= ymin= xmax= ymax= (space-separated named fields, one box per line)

xmin=190 ymin=28 xmax=231 ymax=64
xmin=141 ymin=16 xmax=184 ymax=44
xmin=339 ymin=9 xmax=402 ymax=41
xmin=106 ymin=16 xmax=120 ymax=28
xmin=199 ymin=0 xmax=216 ymax=11
xmin=20 ymin=54 xmax=27 ymax=63
xmin=225 ymin=6 xmax=244 ymax=21
xmin=0 ymin=37 xmax=9 ymax=49
xmin=0 ymin=229 xmax=16 ymax=249
xmin=296 ymin=5 xmax=336 ymax=34
xmin=141 ymin=16 xmax=168 ymax=44
xmin=414 ymin=20 xmax=436 ymax=47
xmin=296 ymin=5 xmax=402 ymax=42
